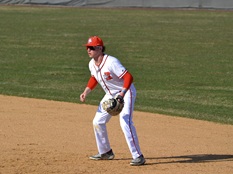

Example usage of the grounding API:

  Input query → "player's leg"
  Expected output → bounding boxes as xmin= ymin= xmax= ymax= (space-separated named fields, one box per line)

xmin=91 ymin=94 xmax=113 ymax=158
xmin=119 ymin=88 xmax=142 ymax=158
xmin=119 ymin=87 xmax=145 ymax=165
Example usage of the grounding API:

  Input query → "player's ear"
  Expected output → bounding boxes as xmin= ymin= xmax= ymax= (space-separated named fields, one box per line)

xmin=96 ymin=46 xmax=105 ymax=52
xmin=98 ymin=46 xmax=104 ymax=52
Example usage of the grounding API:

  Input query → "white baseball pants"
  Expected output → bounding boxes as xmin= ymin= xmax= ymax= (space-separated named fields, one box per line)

xmin=92 ymin=86 xmax=142 ymax=159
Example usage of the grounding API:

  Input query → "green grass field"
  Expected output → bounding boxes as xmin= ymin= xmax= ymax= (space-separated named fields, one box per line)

xmin=0 ymin=6 xmax=233 ymax=124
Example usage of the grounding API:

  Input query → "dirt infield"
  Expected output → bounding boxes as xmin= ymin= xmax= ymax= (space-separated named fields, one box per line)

xmin=0 ymin=95 xmax=233 ymax=174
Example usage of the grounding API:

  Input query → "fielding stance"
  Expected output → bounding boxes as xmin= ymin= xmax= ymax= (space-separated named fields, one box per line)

xmin=80 ymin=36 xmax=145 ymax=166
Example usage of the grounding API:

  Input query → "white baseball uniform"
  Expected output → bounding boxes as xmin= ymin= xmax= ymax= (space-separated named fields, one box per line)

xmin=89 ymin=54 xmax=143 ymax=159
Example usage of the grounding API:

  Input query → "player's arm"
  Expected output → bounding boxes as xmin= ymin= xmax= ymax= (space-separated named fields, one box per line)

xmin=119 ymin=71 xmax=133 ymax=97
xmin=80 ymin=76 xmax=98 ymax=102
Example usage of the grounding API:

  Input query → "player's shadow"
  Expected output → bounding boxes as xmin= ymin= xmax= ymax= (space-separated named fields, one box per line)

xmin=144 ymin=154 xmax=233 ymax=165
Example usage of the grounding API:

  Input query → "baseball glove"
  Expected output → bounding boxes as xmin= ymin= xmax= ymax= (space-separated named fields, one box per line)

xmin=102 ymin=95 xmax=124 ymax=116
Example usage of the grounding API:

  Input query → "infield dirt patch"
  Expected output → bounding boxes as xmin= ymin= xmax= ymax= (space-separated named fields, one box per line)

xmin=0 ymin=95 xmax=233 ymax=174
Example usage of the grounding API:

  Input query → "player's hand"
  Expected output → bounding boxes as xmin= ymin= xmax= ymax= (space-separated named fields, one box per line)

xmin=80 ymin=87 xmax=92 ymax=102
xmin=80 ymin=93 xmax=86 ymax=102
xmin=116 ymin=95 xmax=124 ymax=104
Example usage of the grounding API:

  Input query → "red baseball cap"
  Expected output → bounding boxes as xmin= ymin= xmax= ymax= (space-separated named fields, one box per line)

xmin=84 ymin=36 xmax=104 ymax=47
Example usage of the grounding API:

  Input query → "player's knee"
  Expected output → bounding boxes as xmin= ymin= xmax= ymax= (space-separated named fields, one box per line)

xmin=92 ymin=119 xmax=103 ymax=127
xmin=92 ymin=119 xmax=98 ymax=126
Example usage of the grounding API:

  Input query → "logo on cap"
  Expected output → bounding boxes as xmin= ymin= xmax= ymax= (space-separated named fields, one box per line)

xmin=88 ymin=38 xmax=92 ymax=44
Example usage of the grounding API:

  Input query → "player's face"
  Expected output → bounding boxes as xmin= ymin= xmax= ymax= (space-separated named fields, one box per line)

xmin=86 ymin=46 xmax=102 ymax=58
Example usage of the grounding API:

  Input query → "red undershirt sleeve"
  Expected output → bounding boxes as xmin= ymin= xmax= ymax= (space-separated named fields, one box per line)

xmin=87 ymin=76 xmax=98 ymax=90
xmin=122 ymin=72 xmax=133 ymax=89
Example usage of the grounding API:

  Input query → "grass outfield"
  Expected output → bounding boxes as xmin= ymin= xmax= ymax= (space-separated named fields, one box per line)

xmin=0 ymin=6 xmax=232 ymax=124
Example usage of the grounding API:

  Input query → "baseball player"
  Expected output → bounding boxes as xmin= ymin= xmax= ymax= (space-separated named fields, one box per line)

xmin=80 ymin=36 xmax=145 ymax=166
